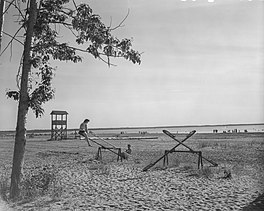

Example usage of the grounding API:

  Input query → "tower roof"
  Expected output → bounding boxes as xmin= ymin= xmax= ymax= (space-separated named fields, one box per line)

xmin=50 ymin=110 xmax=68 ymax=115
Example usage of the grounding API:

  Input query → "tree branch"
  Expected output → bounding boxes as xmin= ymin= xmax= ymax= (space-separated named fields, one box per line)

xmin=62 ymin=24 xmax=78 ymax=38
xmin=72 ymin=0 xmax=78 ymax=10
xmin=2 ymin=31 xmax=24 ymax=45
xmin=109 ymin=9 xmax=130 ymax=31
xmin=0 ymin=25 xmax=24 ymax=56
xmin=5 ymin=0 xmax=25 ymax=20
xmin=16 ymin=54 xmax=23 ymax=89
xmin=98 ymin=55 xmax=117 ymax=67
xmin=49 ymin=21 xmax=72 ymax=27
xmin=31 ymin=41 xmax=121 ymax=66
xmin=3 ymin=0 xmax=15 ymax=14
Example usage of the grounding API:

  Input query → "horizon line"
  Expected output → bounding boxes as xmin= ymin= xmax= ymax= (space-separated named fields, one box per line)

xmin=1 ymin=122 xmax=264 ymax=132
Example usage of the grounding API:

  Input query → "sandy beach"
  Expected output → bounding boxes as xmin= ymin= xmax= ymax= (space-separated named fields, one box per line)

xmin=0 ymin=132 xmax=263 ymax=210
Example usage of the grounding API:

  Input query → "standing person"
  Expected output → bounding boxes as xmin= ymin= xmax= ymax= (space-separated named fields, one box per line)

xmin=79 ymin=119 xmax=92 ymax=147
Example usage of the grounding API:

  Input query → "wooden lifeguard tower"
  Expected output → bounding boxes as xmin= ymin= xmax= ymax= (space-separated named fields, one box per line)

xmin=50 ymin=110 xmax=68 ymax=140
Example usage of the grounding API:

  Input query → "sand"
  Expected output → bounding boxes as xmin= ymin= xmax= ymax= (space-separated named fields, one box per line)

xmin=11 ymin=161 xmax=263 ymax=210
xmin=0 ymin=199 xmax=13 ymax=211
xmin=0 ymin=132 xmax=263 ymax=210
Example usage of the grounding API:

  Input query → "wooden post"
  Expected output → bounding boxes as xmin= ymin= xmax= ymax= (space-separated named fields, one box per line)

xmin=96 ymin=147 xmax=102 ymax=160
xmin=117 ymin=148 xmax=122 ymax=162
xmin=65 ymin=114 xmax=68 ymax=138
xmin=163 ymin=150 xmax=169 ymax=167
xmin=197 ymin=152 xmax=203 ymax=169
xmin=198 ymin=152 xmax=200 ymax=169
xmin=163 ymin=152 xmax=166 ymax=167
xmin=96 ymin=147 xmax=123 ymax=162
xmin=200 ymin=152 xmax=203 ymax=169
xmin=166 ymin=151 xmax=169 ymax=166
xmin=51 ymin=113 xmax=53 ymax=139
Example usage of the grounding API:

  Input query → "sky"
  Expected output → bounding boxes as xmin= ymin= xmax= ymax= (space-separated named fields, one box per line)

xmin=0 ymin=0 xmax=263 ymax=130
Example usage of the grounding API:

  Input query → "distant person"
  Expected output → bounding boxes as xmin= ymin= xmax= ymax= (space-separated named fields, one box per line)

xmin=79 ymin=119 xmax=92 ymax=147
xmin=125 ymin=144 xmax=132 ymax=154
xmin=121 ymin=144 xmax=132 ymax=160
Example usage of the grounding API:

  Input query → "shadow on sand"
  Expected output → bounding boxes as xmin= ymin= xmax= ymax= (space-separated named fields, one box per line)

xmin=242 ymin=193 xmax=264 ymax=211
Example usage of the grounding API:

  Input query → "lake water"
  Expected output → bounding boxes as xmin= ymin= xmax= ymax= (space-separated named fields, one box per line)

xmin=93 ymin=123 xmax=264 ymax=134
xmin=1 ymin=123 xmax=263 ymax=137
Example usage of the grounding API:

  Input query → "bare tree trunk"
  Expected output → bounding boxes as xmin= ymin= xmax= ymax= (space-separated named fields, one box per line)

xmin=0 ymin=0 xmax=5 ymax=51
xmin=10 ymin=0 xmax=37 ymax=201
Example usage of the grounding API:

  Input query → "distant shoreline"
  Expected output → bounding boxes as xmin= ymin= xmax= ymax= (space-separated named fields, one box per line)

xmin=91 ymin=122 xmax=264 ymax=131
xmin=1 ymin=122 xmax=264 ymax=133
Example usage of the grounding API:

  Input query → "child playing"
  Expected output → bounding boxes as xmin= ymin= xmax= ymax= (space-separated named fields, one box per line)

xmin=125 ymin=144 xmax=132 ymax=154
